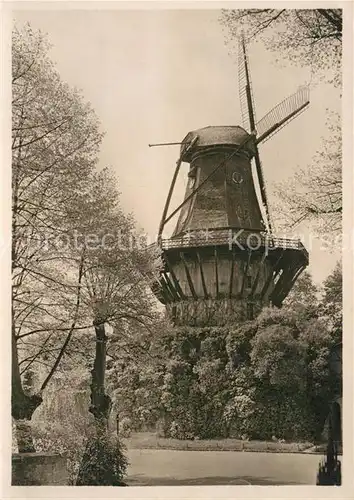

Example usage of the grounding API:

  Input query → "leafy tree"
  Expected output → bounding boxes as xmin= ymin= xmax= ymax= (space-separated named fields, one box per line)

xmin=12 ymin=23 xmax=102 ymax=451
xmin=226 ymin=321 xmax=257 ymax=368
xmin=283 ymin=271 xmax=319 ymax=326
xmin=284 ymin=271 xmax=318 ymax=307
xmin=220 ymin=10 xmax=342 ymax=236
xmin=74 ymin=171 xmax=161 ymax=485
xmin=75 ymin=257 xmax=340 ymax=447
xmin=251 ymin=324 xmax=306 ymax=389
xmin=155 ymin=326 xmax=231 ymax=439
xmin=299 ymin=318 xmax=334 ymax=441
xmin=274 ymin=112 xmax=341 ymax=235
xmin=222 ymin=364 xmax=257 ymax=438
xmin=12 ymin=26 xmax=161 ymax=480
xmin=107 ymin=317 xmax=168 ymax=435
xmin=193 ymin=330 xmax=231 ymax=438
xmin=160 ymin=327 xmax=203 ymax=439
xmin=220 ymin=8 xmax=342 ymax=87
xmin=29 ymin=367 xmax=93 ymax=485
xmin=247 ymin=308 xmax=321 ymax=440
xmin=319 ymin=261 xmax=342 ymax=342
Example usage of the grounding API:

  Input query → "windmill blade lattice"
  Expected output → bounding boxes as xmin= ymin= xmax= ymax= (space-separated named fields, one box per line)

xmin=238 ymin=35 xmax=273 ymax=233
xmin=238 ymin=35 xmax=257 ymax=132
xmin=238 ymin=45 xmax=250 ymax=131
xmin=256 ymin=86 xmax=310 ymax=144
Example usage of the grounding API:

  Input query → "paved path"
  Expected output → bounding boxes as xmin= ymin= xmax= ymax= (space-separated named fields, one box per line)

xmin=126 ymin=449 xmax=323 ymax=485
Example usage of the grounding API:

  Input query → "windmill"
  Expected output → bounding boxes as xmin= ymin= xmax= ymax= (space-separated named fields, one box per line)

xmin=150 ymin=36 xmax=310 ymax=326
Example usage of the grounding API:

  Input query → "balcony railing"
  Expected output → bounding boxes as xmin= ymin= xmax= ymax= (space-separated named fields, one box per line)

xmin=158 ymin=229 xmax=308 ymax=259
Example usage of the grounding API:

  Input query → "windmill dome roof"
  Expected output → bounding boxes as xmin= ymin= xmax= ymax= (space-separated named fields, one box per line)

xmin=181 ymin=125 xmax=255 ymax=162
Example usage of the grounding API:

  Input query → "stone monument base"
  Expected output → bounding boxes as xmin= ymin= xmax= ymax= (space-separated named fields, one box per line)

xmin=12 ymin=453 xmax=68 ymax=485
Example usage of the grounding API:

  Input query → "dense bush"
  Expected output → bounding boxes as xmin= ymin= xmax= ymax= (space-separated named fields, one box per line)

xmin=159 ymin=327 xmax=232 ymax=439
xmin=20 ymin=270 xmax=339 ymax=461
xmin=109 ymin=270 xmax=341 ymax=443
xmin=155 ymin=315 xmax=319 ymax=441
xmin=32 ymin=420 xmax=90 ymax=485
xmin=28 ymin=371 xmax=93 ymax=484
xmin=76 ymin=435 xmax=128 ymax=486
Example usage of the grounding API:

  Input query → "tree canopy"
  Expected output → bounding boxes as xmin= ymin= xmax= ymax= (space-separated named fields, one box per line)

xmin=12 ymin=23 xmax=103 ymax=444
xmin=220 ymin=9 xmax=342 ymax=87
xmin=12 ymin=24 xmax=160 ymax=467
xmin=93 ymin=269 xmax=342 ymax=444
xmin=273 ymin=111 xmax=341 ymax=235
xmin=220 ymin=9 xmax=342 ymax=236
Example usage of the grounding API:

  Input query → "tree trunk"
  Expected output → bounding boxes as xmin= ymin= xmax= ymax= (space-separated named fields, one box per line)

xmin=12 ymin=325 xmax=42 ymax=453
xmin=89 ymin=321 xmax=112 ymax=432
xmin=76 ymin=320 xmax=127 ymax=486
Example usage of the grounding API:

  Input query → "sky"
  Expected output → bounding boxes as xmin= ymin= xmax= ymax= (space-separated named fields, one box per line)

xmin=13 ymin=7 xmax=341 ymax=284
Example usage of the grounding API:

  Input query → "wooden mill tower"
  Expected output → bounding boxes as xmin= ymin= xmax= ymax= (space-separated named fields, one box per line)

xmin=150 ymin=38 xmax=309 ymax=326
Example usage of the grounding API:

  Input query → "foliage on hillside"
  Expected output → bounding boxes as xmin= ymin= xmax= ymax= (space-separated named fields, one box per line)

xmin=107 ymin=268 xmax=341 ymax=443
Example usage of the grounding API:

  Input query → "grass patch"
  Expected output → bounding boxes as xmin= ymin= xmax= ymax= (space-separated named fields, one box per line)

xmin=123 ymin=433 xmax=315 ymax=454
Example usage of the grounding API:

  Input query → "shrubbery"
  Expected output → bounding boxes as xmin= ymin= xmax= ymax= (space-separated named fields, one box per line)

xmin=32 ymin=420 xmax=89 ymax=485
xmin=28 ymin=373 xmax=94 ymax=484
xmin=20 ymin=368 xmax=127 ymax=485
xmin=25 ymin=269 xmax=340 ymax=463
xmin=76 ymin=435 xmax=128 ymax=486
xmin=112 ymin=270 xmax=341 ymax=443
xmin=155 ymin=320 xmax=330 ymax=442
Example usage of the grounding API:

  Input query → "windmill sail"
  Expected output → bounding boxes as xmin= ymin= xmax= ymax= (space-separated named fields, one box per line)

xmin=256 ymin=86 xmax=310 ymax=144
xmin=238 ymin=35 xmax=272 ymax=233
xmin=253 ymin=147 xmax=273 ymax=234
xmin=149 ymin=33 xmax=310 ymax=323
xmin=238 ymin=34 xmax=257 ymax=132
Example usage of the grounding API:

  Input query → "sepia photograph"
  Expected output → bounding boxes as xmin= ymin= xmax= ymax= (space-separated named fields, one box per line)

xmin=3 ymin=2 xmax=350 ymax=492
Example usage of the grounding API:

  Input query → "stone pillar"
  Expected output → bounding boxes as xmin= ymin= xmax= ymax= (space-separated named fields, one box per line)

xmin=12 ymin=453 xmax=69 ymax=485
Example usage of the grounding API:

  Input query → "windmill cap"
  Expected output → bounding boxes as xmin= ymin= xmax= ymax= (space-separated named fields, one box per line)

xmin=181 ymin=125 xmax=255 ymax=162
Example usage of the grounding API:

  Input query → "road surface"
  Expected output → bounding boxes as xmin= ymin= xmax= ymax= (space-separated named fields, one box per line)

xmin=126 ymin=449 xmax=323 ymax=485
